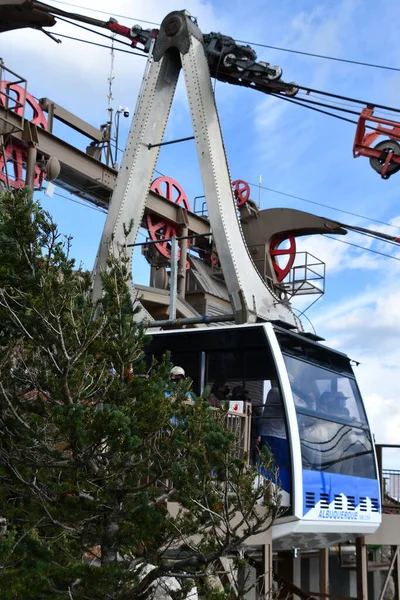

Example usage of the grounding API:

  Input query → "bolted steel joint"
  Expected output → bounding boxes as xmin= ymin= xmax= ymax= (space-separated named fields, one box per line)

xmin=164 ymin=14 xmax=182 ymax=37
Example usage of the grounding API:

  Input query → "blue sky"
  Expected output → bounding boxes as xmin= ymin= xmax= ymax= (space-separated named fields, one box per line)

xmin=2 ymin=0 xmax=400 ymax=462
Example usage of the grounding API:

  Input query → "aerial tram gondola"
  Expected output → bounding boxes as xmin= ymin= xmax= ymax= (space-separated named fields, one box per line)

xmin=83 ymin=10 xmax=382 ymax=550
xmin=146 ymin=323 xmax=381 ymax=550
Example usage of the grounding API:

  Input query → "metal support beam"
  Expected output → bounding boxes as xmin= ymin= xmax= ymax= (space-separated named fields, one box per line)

xmin=262 ymin=542 xmax=273 ymax=600
xmin=0 ymin=103 xmax=115 ymax=205
xmin=169 ymin=236 xmax=178 ymax=320
xmin=0 ymin=105 xmax=213 ymax=240
xmin=319 ymin=548 xmax=329 ymax=600
xmin=25 ymin=144 xmax=37 ymax=190
xmin=177 ymin=225 xmax=188 ymax=298
xmin=393 ymin=545 xmax=400 ymax=600
xmin=150 ymin=314 xmax=235 ymax=328
xmin=39 ymin=98 xmax=105 ymax=141
xmin=379 ymin=546 xmax=399 ymax=600
xmin=276 ymin=551 xmax=302 ymax=600
xmin=147 ymin=135 xmax=194 ymax=149
xmin=356 ymin=537 xmax=368 ymax=600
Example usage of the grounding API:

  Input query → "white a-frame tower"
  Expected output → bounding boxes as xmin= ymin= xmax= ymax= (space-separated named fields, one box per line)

xmin=92 ymin=10 xmax=297 ymax=328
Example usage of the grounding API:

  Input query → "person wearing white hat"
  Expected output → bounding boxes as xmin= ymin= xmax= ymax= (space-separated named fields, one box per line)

xmin=168 ymin=366 xmax=194 ymax=411
xmin=170 ymin=366 xmax=186 ymax=382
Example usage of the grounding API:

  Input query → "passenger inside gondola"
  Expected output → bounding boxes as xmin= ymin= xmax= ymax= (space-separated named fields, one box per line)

xmin=257 ymin=384 xmax=291 ymax=495
xmin=208 ymin=380 xmax=230 ymax=408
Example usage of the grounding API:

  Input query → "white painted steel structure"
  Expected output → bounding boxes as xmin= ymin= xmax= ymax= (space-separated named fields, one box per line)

xmin=92 ymin=11 xmax=297 ymax=327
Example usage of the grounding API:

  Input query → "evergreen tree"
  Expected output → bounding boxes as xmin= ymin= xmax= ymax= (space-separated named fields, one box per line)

xmin=0 ymin=189 xmax=280 ymax=600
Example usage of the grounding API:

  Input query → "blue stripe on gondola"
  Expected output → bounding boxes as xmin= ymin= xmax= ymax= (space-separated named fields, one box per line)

xmin=302 ymin=469 xmax=380 ymax=518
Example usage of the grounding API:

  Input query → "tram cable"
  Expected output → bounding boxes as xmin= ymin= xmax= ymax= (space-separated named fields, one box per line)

xmin=235 ymin=39 xmax=400 ymax=74
xmin=297 ymin=92 xmax=398 ymax=118
xmin=322 ymin=234 xmax=400 ymax=262
xmin=246 ymin=181 xmax=400 ymax=230
xmin=46 ymin=0 xmax=400 ymax=75
xmin=55 ymin=15 xmax=142 ymax=49
xmin=43 ymin=11 xmax=400 ymax=245
xmin=50 ymin=10 xmax=400 ymax=117
xmin=44 ymin=0 xmax=160 ymax=26
xmin=269 ymin=92 xmax=400 ymax=140
xmin=53 ymin=191 xmax=107 ymax=213
xmin=51 ymin=32 xmax=146 ymax=57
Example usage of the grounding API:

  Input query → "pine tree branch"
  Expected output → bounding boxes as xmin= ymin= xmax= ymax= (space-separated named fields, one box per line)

xmin=0 ymin=381 xmax=31 ymax=430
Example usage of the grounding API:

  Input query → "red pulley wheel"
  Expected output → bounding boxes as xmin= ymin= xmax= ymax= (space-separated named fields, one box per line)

xmin=146 ymin=176 xmax=191 ymax=263
xmin=232 ymin=179 xmax=251 ymax=206
xmin=269 ymin=234 xmax=296 ymax=282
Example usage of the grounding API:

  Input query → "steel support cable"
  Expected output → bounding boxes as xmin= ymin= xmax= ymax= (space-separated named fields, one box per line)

xmin=213 ymin=65 xmax=400 ymax=114
xmin=298 ymin=92 xmax=399 ymax=118
xmin=270 ymin=92 xmax=400 ymax=140
xmin=293 ymin=83 xmax=400 ymax=114
xmin=45 ymin=21 xmax=400 ymax=239
xmin=245 ymin=181 xmax=400 ymax=230
xmin=20 ymin=38 xmax=399 ymax=238
xmin=51 ymin=10 xmax=400 ymax=113
xmin=285 ymin=94 xmax=361 ymax=117
xmin=322 ymin=234 xmax=400 ymax=261
xmin=40 ymin=1 xmax=400 ymax=74
xmin=40 ymin=0 xmax=160 ymax=26
xmin=53 ymin=191 xmax=106 ymax=212
xmin=235 ymin=39 xmax=400 ymax=74
xmin=50 ymin=32 xmax=146 ymax=57
xmin=54 ymin=15 xmax=138 ymax=48
xmin=343 ymin=227 xmax=400 ymax=247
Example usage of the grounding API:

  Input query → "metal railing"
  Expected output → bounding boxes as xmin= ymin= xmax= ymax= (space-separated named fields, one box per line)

xmin=0 ymin=60 xmax=27 ymax=136
xmin=382 ymin=470 xmax=400 ymax=503
xmin=375 ymin=444 xmax=400 ymax=513
xmin=211 ymin=401 xmax=252 ymax=461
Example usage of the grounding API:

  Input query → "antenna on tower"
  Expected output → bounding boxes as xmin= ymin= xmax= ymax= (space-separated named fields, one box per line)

xmin=105 ymin=33 xmax=116 ymax=166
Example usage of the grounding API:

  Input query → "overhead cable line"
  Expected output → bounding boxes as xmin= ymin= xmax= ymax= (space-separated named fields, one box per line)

xmin=53 ymin=191 xmax=107 ymax=213
xmin=322 ymin=234 xmax=400 ymax=262
xmin=270 ymin=92 xmax=400 ymax=140
xmin=294 ymin=83 xmax=400 ymax=114
xmin=55 ymin=15 xmax=137 ymax=48
xmin=46 ymin=0 xmax=400 ymax=75
xmin=298 ymin=92 xmax=398 ymax=118
xmin=247 ymin=181 xmax=400 ymax=230
xmin=281 ymin=94 xmax=361 ymax=117
xmin=212 ymin=66 xmax=400 ymax=115
xmin=50 ymin=7 xmax=400 ymax=114
xmin=270 ymin=92 xmax=362 ymax=124
xmin=51 ymin=32 xmax=146 ymax=57
xmin=43 ymin=0 xmax=160 ymax=25
xmin=235 ymin=39 xmax=400 ymax=74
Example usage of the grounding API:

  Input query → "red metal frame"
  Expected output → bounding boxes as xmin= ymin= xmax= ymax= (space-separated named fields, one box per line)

xmin=0 ymin=81 xmax=48 ymax=128
xmin=232 ymin=179 xmax=251 ymax=206
xmin=0 ymin=81 xmax=47 ymax=188
xmin=269 ymin=234 xmax=296 ymax=282
xmin=353 ymin=107 xmax=400 ymax=178
xmin=146 ymin=176 xmax=191 ymax=265
xmin=0 ymin=141 xmax=44 ymax=188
